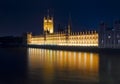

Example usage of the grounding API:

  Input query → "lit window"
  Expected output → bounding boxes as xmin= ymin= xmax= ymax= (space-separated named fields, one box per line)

xmin=49 ymin=20 xmax=52 ymax=22
xmin=117 ymin=34 xmax=119 ymax=38
xmin=44 ymin=20 xmax=47 ymax=22
xmin=108 ymin=36 xmax=111 ymax=39
xmin=101 ymin=40 xmax=103 ymax=43
xmin=118 ymin=40 xmax=120 ymax=44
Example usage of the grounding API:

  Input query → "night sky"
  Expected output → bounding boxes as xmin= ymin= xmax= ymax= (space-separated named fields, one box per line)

xmin=0 ymin=0 xmax=120 ymax=36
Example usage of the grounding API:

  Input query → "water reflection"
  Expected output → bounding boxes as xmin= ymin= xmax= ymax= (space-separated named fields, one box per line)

xmin=28 ymin=48 xmax=99 ymax=83
xmin=1 ymin=47 xmax=120 ymax=84
xmin=99 ymin=52 xmax=120 ymax=84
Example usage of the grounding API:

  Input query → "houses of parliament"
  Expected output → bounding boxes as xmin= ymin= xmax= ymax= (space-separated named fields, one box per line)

xmin=24 ymin=13 xmax=120 ymax=48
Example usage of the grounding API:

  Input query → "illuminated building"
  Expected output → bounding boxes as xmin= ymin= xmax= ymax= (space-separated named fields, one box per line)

xmin=43 ymin=12 xmax=54 ymax=34
xmin=99 ymin=20 xmax=120 ymax=48
xmin=25 ymin=13 xmax=98 ymax=47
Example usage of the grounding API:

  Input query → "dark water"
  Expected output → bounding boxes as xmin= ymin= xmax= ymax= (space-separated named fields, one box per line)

xmin=0 ymin=47 xmax=120 ymax=84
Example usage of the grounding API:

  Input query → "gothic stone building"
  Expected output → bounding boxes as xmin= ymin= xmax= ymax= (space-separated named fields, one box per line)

xmin=99 ymin=20 xmax=120 ymax=48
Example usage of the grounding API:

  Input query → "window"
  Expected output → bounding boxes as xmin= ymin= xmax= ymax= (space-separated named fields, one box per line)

xmin=117 ymin=34 xmax=119 ymax=38
xmin=101 ymin=40 xmax=104 ymax=44
xmin=118 ymin=40 xmax=120 ymax=44
xmin=108 ymin=36 xmax=111 ymax=39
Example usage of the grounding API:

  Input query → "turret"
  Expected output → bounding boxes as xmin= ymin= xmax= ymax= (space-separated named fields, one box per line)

xmin=27 ymin=32 xmax=32 ymax=44
xmin=67 ymin=13 xmax=72 ymax=35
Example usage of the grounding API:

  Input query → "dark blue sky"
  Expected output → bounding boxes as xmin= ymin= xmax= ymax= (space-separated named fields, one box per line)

xmin=0 ymin=0 xmax=120 ymax=36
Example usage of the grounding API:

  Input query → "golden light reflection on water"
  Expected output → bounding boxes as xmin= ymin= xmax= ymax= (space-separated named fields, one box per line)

xmin=28 ymin=48 xmax=99 ymax=82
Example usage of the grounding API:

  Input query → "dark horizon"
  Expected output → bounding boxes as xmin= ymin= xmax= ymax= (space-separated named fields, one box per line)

xmin=0 ymin=0 xmax=120 ymax=36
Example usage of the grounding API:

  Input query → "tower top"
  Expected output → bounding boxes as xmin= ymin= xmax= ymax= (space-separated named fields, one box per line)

xmin=47 ymin=9 xmax=50 ymax=18
xmin=44 ymin=9 xmax=53 ymax=19
xmin=43 ymin=10 xmax=54 ymax=34
xmin=67 ymin=13 xmax=72 ymax=34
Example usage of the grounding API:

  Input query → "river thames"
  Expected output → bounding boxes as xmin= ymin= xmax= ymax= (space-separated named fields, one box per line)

xmin=0 ymin=47 xmax=120 ymax=84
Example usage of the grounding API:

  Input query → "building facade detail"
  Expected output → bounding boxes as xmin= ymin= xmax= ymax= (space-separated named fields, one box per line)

xmin=27 ymin=31 xmax=98 ymax=47
xmin=43 ymin=13 xmax=54 ymax=34
xmin=99 ymin=21 xmax=120 ymax=48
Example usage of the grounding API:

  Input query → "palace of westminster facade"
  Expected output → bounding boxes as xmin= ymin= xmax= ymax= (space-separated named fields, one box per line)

xmin=25 ymin=13 xmax=120 ymax=48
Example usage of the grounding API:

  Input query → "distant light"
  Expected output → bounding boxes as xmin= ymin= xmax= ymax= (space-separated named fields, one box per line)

xmin=108 ymin=36 xmax=111 ymax=39
xmin=117 ymin=34 xmax=119 ymax=38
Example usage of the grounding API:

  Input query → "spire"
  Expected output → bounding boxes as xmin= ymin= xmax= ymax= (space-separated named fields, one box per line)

xmin=47 ymin=9 xmax=50 ymax=19
xmin=68 ymin=13 xmax=72 ymax=34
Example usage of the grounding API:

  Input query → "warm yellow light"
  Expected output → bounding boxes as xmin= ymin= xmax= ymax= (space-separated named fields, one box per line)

xmin=27 ymin=32 xmax=98 ymax=47
xmin=28 ymin=48 xmax=99 ymax=78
